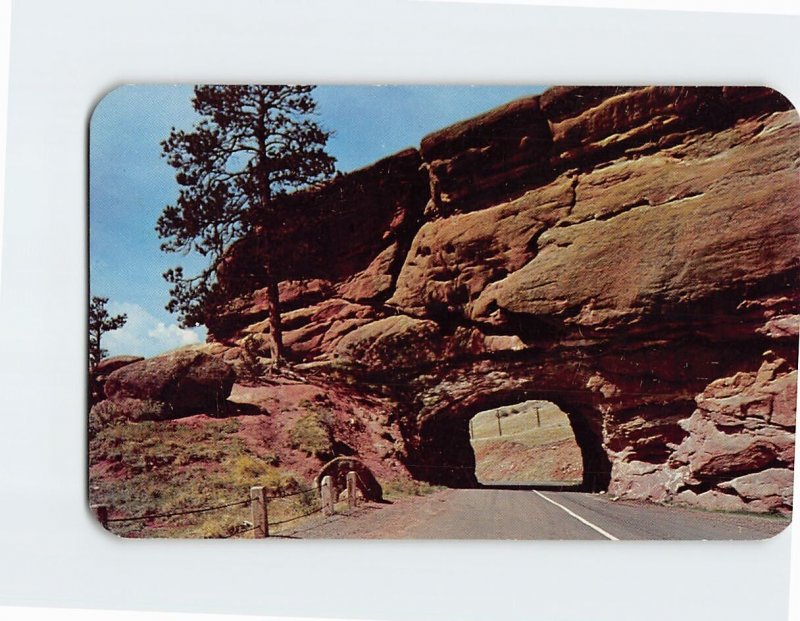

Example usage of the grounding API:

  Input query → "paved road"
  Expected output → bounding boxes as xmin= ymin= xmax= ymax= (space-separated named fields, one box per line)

xmin=291 ymin=488 xmax=790 ymax=540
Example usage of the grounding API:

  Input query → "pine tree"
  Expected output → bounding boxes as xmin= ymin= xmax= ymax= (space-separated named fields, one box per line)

xmin=89 ymin=296 xmax=127 ymax=370
xmin=157 ymin=85 xmax=336 ymax=363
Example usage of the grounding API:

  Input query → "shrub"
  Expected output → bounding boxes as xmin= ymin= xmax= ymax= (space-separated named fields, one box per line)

xmin=229 ymin=454 xmax=285 ymax=484
xmin=238 ymin=335 xmax=267 ymax=382
xmin=289 ymin=411 xmax=334 ymax=460
xmin=89 ymin=398 xmax=169 ymax=437
xmin=384 ymin=478 xmax=442 ymax=499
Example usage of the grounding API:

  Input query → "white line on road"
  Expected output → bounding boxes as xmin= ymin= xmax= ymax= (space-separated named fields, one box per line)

xmin=533 ymin=490 xmax=620 ymax=540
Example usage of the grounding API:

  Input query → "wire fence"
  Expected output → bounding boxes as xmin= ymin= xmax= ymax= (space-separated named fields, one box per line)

xmin=268 ymin=506 xmax=324 ymax=527
xmin=104 ymin=498 xmax=250 ymax=524
xmin=266 ymin=486 xmax=318 ymax=500
xmin=92 ymin=474 xmax=368 ymax=539
xmin=220 ymin=524 xmax=259 ymax=539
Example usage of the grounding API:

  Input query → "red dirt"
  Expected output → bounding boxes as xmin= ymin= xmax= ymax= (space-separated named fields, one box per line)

xmin=227 ymin=376 xmax=411 ymax=484
xmin=473 ymin=437 xmax=583 ymax=483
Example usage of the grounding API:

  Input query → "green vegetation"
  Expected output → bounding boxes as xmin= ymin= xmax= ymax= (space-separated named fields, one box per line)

xmin=89 ymin=398 xmax=167 ymax=438
xmin=157 ymin=85 xmax=336 ymax=364
xmin=289 ymin=404 xmax=334 ymax=460
xmin=383 ymin=479 xmax=444 ymax=500
xmin=89 ymin=418 xmax=316 ymax=538
xmin=238 ymin=334 xmax=267 ymax=382
xmin=88 ymin=295 xmax=127 ymax=371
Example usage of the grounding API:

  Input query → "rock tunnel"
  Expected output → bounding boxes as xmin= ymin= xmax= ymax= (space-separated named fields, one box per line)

xmin=409 ymin=389 xmax=612 ymax=492
xmin=379 ymin=317 xmax=796 ymax=513
xmin=467 ymin=400 xmax=591 ymax=488
xmin=204 ymin=86 xmax=798 ymax=514
xmin=398 ymin=371 xmax=611 ymax=492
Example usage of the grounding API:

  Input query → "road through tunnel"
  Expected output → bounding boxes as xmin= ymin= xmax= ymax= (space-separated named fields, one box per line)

xmin=407 ymin=391 xmax=612 ymax=492
xmin=469 ymin=400 xmax=584 ymax=487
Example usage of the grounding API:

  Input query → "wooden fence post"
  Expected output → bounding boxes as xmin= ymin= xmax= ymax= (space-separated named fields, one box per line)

xmin=536 ymin=406 xmax=541 ymax=427
xmin=496 ymin=411 xmax=502 ymax=437
xmin=346 ymin=471 xmax=358 ymax=510
xmin=91 ymin=504 xmax=108 ymax=529
xmin=250 ymin=486 xmax=268 ymax=538
xmin=321 ymin=475 xmax=335 ymax=515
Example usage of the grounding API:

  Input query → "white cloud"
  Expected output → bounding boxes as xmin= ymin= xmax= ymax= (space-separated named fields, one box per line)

xmin=102 ymin=302 xmax=205 ymax=359
xmin=148 ymin=321 xmax=201 ymax=347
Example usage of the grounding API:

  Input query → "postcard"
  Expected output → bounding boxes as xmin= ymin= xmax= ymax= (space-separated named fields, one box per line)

xmin=88 ymin=84 xmax=798 ymax=539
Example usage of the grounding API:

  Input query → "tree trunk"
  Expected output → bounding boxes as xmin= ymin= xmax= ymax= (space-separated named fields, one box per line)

xmin=255 ymin=89 xmax=284 ymax=365
xmin=262 ymin=241 xmax=284 ymax=365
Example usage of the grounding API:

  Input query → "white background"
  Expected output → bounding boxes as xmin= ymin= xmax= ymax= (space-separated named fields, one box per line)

xmin=0 ymin=1 xmax=798 ymax=620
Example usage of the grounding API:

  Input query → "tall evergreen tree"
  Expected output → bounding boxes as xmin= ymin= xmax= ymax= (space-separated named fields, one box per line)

xmin=89 ymin=296 xmax=127 ymax=370
xmin=157 ymin=85 xmax=336 ymax=363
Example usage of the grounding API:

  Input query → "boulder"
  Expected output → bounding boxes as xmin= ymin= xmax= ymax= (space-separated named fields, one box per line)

xmin=104 ymin=349 xmax=235 ymax=417
xmin=93 ymin=355 xmax=144 ymax=377
xmin=335 ymin=243 xmax=399 ymax=303
xmin=90 ymin=355 xmax=144 ymax=402
xmin=675 ymin=489 xmax=752 ymax=513
xmin=90 ymin=398 xmax=171 ymax=434
xmin=718 ymin=468 xmax=794 ymax=512
xmin=669 ymin=358 xmax=796 ymax=483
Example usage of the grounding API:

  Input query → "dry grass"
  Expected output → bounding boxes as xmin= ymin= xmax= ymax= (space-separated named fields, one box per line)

xmin=383 ymin=478 xmax=444 ymax=500
xmin=288 ymin=404 xmax=334 ymax=460
xmin=89 ymin=417 xmax=318 ymax=538
xmin=470 ymin=400 xmax=574 ymax=446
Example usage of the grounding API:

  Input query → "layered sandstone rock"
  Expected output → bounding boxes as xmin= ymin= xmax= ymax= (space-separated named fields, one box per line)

xmin=208 ymin=148 xmax=428 ymax=339
xmin=206 ymin=87 xmax=798 ymax=513
xmin=419 ymin=95 xmax=552 ymax=216
xmin=664 ymin=354 xmax=797 ymax=513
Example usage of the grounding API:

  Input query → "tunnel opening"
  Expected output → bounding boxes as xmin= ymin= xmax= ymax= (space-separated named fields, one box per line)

xmin=469 ymin=400 xmax=584 ymax=489
xmin=412 ymin=392 xmax=612 ymax=493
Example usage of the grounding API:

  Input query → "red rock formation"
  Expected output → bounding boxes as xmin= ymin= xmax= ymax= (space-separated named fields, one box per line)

xmin=206 ymin=86 xmax=797 ymax=513
xmin=103 ymin=349 xmax=235 ymax=418
xmin=89 ymin=354 xmax=144 ymax=403
xmin=419 ymin=95 xmax=552 ymax=216
xmin=208 ymin=148 xmax=428 ymax=339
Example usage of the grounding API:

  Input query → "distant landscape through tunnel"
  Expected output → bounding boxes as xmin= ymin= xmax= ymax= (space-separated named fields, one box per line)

xmin=469 ymin=400 xmax=584 ymax=489
xmin=412 ymin=390 xmax=613 ymax=492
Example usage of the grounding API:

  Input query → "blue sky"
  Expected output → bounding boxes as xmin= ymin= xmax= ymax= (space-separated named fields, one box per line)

xmin=89 ymin=84 xmax=545 ymax=358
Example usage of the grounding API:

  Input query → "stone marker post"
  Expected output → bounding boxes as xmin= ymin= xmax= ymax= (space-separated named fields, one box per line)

xmin=250 ymin=486 xmax=268 ymax=538
xmin=321 ymin=475 xmax=335 ymax=515
xmin=346 ymin=471 xmax=358 ymax=510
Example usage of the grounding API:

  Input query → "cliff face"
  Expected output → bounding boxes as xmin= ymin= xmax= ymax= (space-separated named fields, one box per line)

xmin=210 ymin=86 xmax=798 ymax=513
